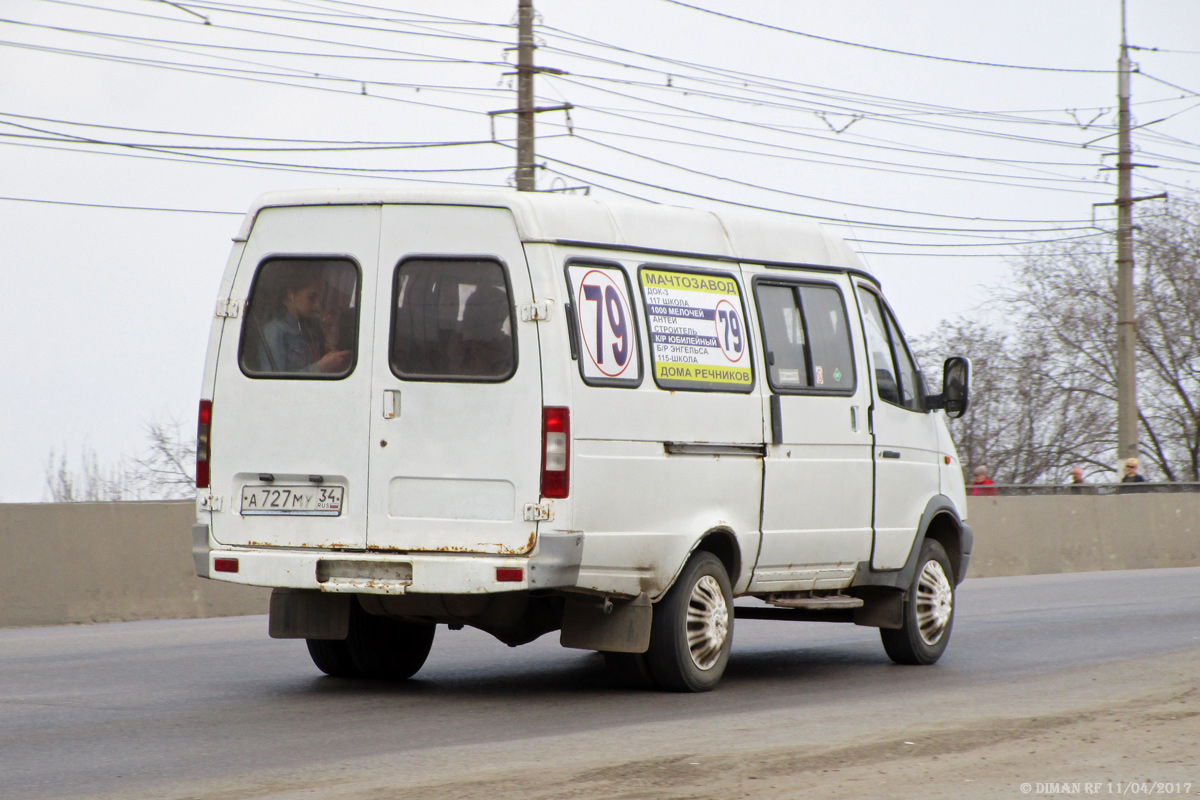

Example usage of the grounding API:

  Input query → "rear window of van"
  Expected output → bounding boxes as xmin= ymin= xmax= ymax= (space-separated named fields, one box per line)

xmin=390 ymin=259 xmax=516 ymax=382
xmin=239 ymin=258 xmax=360 ymax=379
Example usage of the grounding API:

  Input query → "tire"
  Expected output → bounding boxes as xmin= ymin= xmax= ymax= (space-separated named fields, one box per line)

xmin=881 ymin=538 xmax=955 ymax=665
xmin=645 ymin=551 xmax=734 ymax=692
xmin=306 ymin=638 xmax=361 ymax=678
xmin=344 ymin=600 xmax=436 ymax=680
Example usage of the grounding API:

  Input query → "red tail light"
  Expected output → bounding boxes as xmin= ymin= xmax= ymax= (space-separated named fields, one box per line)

xmin=196 ymin=399 xmax=212 ymax=490
xmin=540 ymin=406 xmax=570 ymax=499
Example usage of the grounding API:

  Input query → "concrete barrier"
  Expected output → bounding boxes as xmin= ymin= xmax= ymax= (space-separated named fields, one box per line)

xmin=0 ymin=501 xmax=267 ymax=628
xmin=967 ymin=493 xmax=1200 ymax=578
xmin=1 ymin=494 xmax=1197 ymax=628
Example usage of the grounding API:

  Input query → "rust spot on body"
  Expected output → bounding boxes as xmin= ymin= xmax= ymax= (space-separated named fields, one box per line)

xmin=496 ymin=530 xmax=538 ymax=556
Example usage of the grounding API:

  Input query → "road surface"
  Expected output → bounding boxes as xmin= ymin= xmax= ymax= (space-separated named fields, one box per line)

xmin=2 ymin=568 xmax=1198 ymax=799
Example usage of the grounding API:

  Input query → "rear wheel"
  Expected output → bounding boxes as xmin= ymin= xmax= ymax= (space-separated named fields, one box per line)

xmin=881 ymin=539 xmax=955 ymax=665
xmin=645 ymin=551 xmax=733 ymax=692
xmin=306 ymin=638 xmax=361 ymax=678
xmin=344 ymin=600 xmax=436 ymax=680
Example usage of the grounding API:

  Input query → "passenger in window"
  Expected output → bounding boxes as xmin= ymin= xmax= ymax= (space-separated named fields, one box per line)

xmin=457 ymin=284 xmax=513 ymax=377
xmin=261 ymin=268 xmax=352 ymax=374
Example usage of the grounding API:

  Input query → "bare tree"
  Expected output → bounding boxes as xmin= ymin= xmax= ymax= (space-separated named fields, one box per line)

xmin=124 ymin=419 xmax=197 ymax=500
xmin=44 ymin=419 xmax=196 ymax=502
xmin=916 ymin=193 xmax=1200 ymax=484
xmin=43 ymin=444 xmax=127 ymax=502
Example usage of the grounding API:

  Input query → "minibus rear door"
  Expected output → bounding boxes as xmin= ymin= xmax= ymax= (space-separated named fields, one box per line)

xmin=365 ymin=205 xmax=544 ymax=555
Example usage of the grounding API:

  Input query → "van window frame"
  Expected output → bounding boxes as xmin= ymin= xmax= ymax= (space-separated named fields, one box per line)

xmin=856 ymin=285 xmax=927 ymax=413
xmin=237 ymin=255 xmax=363 ymax=382
xmin=752 ymin=276 xmax=857 ymax=396
xmin=388 ymin=255 xmax=518 ymax=384
xmin=637 ymin=262 xmax=756 ymax=395
xmin=563 ymin=258 xmax=644 ymax=389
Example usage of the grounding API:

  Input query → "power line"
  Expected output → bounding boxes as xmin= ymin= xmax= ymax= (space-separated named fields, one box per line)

xmin=0 ymin=111 xmax=495 ymax=149
xmin=2 ymin=18 xmax=509 ymax=65
xmin=656 ymin=0 xmax=1113 ymax=73
xmin=555 ymin=103 xmax=1112 ymax=197
xmin=0 ymin=136 xmax=549 ymax=185
xmin=0 ymin=37 xmax=510 ymax=99
xmin=566 ymin=133 xmax=1101 ymax=234
xmin=513 ymin=144 xmax=1104 ymax=247
xmin=1140 ymin=71 xmax=1200 ymax=99
xmin=0 ymin=194 xmax=241 ymax=214
xmin=0 ymin=39 xmax=501 ymax=121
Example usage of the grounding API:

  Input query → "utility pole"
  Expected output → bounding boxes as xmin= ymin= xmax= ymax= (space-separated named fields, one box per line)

xmin=515 ymin=0 xmax=535 ymax=191
xmin=1105 ymin=0 xmax=1166 ymax=462
xmin=488 ymin=0 xmax=571 ymax=192
xmin=1114 ymin=1 xmax=1137 ymax=462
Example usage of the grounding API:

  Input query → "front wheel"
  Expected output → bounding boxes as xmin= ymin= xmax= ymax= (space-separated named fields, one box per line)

xmin=881 ymin=538 xmax=955 ymax=665
xmin=645 ymin=551 xmax=734 ymax=692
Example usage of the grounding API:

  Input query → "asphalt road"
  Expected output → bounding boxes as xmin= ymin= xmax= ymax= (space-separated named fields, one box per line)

xmin=2 ymin=567 xmax=1198 ymax=800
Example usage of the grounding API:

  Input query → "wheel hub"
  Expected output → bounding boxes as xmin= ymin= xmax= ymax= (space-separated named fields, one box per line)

xmin=686 ymin=575 xmax=729 ymax=671
xmin=914 ymin=560 xmax=953 ymax=646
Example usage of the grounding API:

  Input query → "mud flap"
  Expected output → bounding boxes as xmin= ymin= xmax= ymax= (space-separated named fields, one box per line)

xmin=269 ymin=588 xmax=351 ymax=640
xmin=852 ymin=589 xmax=905 ymax=630
xmin=560 ymin=593 xmax=652 ymax=653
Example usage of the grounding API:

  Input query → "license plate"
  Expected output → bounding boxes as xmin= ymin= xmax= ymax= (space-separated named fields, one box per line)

xmin=240 ymin=485 xmax=344 ymax=516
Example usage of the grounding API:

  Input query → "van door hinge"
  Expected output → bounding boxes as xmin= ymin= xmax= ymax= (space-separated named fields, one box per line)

xmin=199 ymin=494 xmax=225 ymax=512
xmin=520 ymin=301 xmax=551 ymax=322
xmin=214 ymin=299 xmax=240 ymax=319
xmin=523 ymin=502 xmax=554 ymax=522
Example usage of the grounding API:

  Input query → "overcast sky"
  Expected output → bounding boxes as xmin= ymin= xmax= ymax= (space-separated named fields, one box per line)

xmin=2 ymin=0 xmax=1197 ymax=502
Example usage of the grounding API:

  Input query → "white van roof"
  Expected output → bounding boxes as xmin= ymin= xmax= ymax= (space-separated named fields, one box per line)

xmin=235 ymin=188 xmax=871 ymax=275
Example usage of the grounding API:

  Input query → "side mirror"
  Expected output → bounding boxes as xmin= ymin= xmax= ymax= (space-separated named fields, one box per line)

xmin=927 ymin=356 xmax=970 ymax=418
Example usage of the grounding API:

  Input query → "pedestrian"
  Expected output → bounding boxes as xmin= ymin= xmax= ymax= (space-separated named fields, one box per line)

xmin=968 ymin=465 xmax=998 ymax=496
xmin=1070 ymin=467 xmax=1087 ymax=484
xmin=1120 ymin=457 xmax=1147 ymax=484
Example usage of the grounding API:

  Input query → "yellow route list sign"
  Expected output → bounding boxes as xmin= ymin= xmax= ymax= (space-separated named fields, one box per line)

xmin=639 ymin=268 xmax=753 ymax=392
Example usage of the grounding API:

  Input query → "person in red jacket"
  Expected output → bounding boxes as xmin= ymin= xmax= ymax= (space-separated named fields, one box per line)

xmin=969 ymin=465 xmax=999 ymax=496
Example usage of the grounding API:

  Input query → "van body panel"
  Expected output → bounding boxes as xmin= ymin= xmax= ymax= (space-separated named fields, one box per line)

xmin=937 ymin=419 xmax=967 ymax=516
xmin=197 ymin=240 xmax=246 ymax=534
xmin=855 ymin=285 xmax=942 ymax=571
xmin=209 ymin=204 xmax=380 ymax=549
xmin=742 ymin=266 xmax=874 ymax=590
xmin=365 ymin=205 xmax=543 ymax=555
xmin=557 ymin=252 xmax=764 ymax=598
xmin=571 ymin=437 xmax=762 ymax=597
xmin=870 ymin=407 xmax=940 ymax=568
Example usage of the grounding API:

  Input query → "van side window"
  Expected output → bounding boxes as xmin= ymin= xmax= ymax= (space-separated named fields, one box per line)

xmin=858 ymin=288 xmax=923 ymax=411
xmin=390 ymin=259 xmax=515 ymax=381
xmin=239 ymin=258 xmax=359 ymax=379
xmin=755 ymin=282 xmax=855 ymax=392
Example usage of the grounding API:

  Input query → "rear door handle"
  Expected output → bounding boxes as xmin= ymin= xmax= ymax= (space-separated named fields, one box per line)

xmin=881 ymin=450 xmax=901 ymax=459
xmin=383 ymin=390 xmax=400 ymax=419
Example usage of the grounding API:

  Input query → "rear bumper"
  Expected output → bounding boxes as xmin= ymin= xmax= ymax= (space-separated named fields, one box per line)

xmin=193 ymin=524 xmax=583 ymax=594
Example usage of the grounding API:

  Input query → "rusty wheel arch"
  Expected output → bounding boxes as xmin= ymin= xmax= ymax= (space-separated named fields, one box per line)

xmin=691 ymin=527 xmax=742 ymax=590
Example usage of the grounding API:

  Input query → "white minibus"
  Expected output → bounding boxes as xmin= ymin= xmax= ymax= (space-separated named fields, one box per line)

xmin=194 ymin=189 xmax=972 ymax=692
